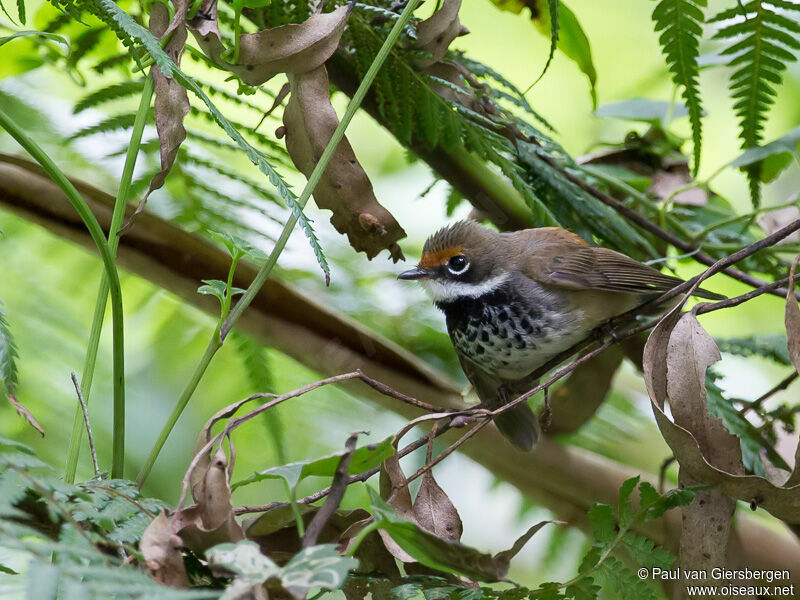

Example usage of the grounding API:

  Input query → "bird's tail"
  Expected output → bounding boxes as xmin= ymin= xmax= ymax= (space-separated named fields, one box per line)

xmin=492 ymin=400 xmax=540 ymax=452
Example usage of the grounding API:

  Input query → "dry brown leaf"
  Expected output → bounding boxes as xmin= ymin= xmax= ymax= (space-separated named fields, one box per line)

xmin=650 ymin=168 xmax=707 ymax=206
xmin=414 ymin=0 xmax=467 ymax=68
xmin=412 ymin=472 xmax=463 ymax=541
xmin=643 ymin=308 xmax=800 ymax=523
xmin=164 ymin=0 xmax=190 ymax=38
xmin=141 ymin=510 xmax=190 ymax=588
xmin=176 ymin=446 xmax=245 ymax=554
xmin=786 ymin=254 xmax=800 ymax=374
xmin=7 ymin=393 xmax=44 ymax=437
xmin=788 ymin=440 xmax=800 ymax=488
xmin=190 ymin=5 xmax=350 ymax=86
xmin=376 ymin=454 xmax=416 ymax=562
xmin=760 ymin=203 xmax=800 ymax=245
xmin=667 ymin=312 xmax=743 ymax=474
xmin=759 ymin=449 xmax=792 ymax=486
xmin=283 ymin=66 xmax=406 ymax=260
xmin=130 ymin=3 xmax=190 ymax=226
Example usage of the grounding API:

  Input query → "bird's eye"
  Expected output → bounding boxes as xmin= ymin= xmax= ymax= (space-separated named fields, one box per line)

xmin=447 ymin=254 xmax=469 ymax=274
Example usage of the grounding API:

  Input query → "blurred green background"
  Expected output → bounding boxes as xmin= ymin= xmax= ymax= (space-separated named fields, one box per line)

xmin=1 ymin=0 xmax=798 ymax=586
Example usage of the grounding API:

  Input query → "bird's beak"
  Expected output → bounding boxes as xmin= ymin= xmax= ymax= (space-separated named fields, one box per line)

xmin=397 ymin=266 xmax=429 ymax=281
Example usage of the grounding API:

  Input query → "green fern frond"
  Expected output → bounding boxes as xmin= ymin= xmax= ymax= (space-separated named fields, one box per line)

xmin=715 ymin=334 xmax=792 ymax=365
xmin=92 ymin=52 xmax=133 ymax=74
xmin=0 ymin=302 xmax=19 ymax=397
xmin=73 ymin=79 xmax=144 ymax=113
xmin=67 ymin=25 xmax=106 ymax=68
xmin=710 ymin=0 xmax=800 ymax=205
xmin=68 ymin=111 xmax=147 ymax=140
xmin=231 ymin=332 xmax=286 ymax=463
xmin=530 ymin=0 xmax=560 ymax=89
xmin=651 ymin=0 xmax=705 ymax=175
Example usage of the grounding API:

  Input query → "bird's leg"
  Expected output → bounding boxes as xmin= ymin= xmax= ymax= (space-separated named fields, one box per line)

xmin=599 ymin=318 xmax=622 ymax=343
xmin=539 ymin=386 xmax=552 ymax=432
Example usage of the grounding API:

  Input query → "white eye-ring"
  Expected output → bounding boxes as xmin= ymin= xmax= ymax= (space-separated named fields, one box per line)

xmin=447 ymin=254 xmax=470 ymax=275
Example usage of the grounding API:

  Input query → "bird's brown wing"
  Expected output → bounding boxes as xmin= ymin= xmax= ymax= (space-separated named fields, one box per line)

xmin=521 ymin=232 xmax=725 ymax=301
xmin=456 ymin=352 xmax=540 ymax=451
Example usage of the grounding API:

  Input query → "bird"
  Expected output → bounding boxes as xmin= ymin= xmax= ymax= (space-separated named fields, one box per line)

xmin=398 ymin=220 xmax=724 ymax=451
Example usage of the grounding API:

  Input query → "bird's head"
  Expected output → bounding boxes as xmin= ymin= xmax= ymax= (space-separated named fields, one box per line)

xmin=398 ymin=221 xmax=509 ymax=302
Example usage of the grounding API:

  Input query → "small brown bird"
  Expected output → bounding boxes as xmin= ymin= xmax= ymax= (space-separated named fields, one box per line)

xmin=398 ymin=221 xmax=724 ymax=451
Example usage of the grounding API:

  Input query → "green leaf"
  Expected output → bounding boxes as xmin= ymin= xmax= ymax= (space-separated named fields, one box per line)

xmin=620 ymin=531 xmax=674 ymax=569
xmin=366 ymin=489 xmax=509 ymax=582
xmin=0 ymin=30 xmax=69 ymax=50
xmin=232 ymin=437 xmax=394 ymax=492
xmin=617 ymin=476 xmax=639 ymax=528
xmin=281 ymin=544 xmax=359 ymax=598
xmin=709 ymin=0 xmax=800 ymax=205
xmin=207 ymin=540 xmax=281 ymax=580
xmin=705 ymin=373 xmax=790 ymax=474
xmin=197 ymin=280 xmax=245 ymax=304
xmin=637 ymin=482 xmax=694 ymax=521
xmin=0 ymin=301 xmax=19 ymax=397
xmin=587 ymin=503 xmax=615 ymax=545
xmin=595 ymin=556 xmax=658 ymax=600
xmin=595 ymin=98 xmax=688 ymax=123
xmin=651 ymin=0 xmax=706 ymax=174
xmin=489 ymin=0 xmax=597 ymax=106
xmin=210 ymin=231 xmax=268 ymax=261
xmin=730 ymin=126 xmax=800 ymax=183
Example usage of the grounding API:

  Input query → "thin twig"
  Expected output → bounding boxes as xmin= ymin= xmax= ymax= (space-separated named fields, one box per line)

xmin=738 ymin=372 xmax=799 ymax=416
xmin=71 ymin=372 xmax=99 ymax=478
xmin=176 ymin=370 xmax=448 ymax=513
xmin=302 ymin=432 xmax=360 ymax=547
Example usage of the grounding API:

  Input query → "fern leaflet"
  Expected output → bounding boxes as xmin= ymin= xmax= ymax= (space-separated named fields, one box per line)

xmin=0 ymin=302 xmax=19 ymax=397
xmin=710 ymin=0 xmax=800 ymax=204
xmin=651 ymin=0 xmax=705 ymax=174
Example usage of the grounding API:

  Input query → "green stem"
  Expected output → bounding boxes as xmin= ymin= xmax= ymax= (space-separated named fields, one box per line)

xmin=580 ymin=164 xmax=693 ymax=239
xmin=135 ymin=337 xmax=220 ymax=487
xmin=63 ymin=75 xmax=154 ymax=483
xmin=345 ymin=521 xmax=380 ymax=557
xmin=0 ymin=108 xmax=127 ymax=478
xmin=691 ymin=197 xmax=800 ymax=243
xmin=135 ymin=0 xmax=423 ymax=487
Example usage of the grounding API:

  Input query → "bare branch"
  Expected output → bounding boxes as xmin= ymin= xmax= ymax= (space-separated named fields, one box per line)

xmin=71 ymin=372 xmax=99 ymax=477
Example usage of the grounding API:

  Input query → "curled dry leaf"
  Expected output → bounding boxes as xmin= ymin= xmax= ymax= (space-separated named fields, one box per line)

xmin=140 ymin=510 xmax=190 ymax=588
xmin=129 ymin=3 xmax=190 ymax=229
xmin=414 ymin=0 xmax=468 ymax=68
xmin=412 ymin=471 xmax=463 ymax=541
xmin=176 ymin=446 xmax=245 ymax=554
xmin=283 ymin=66 xmax=406 ymax=260
xmin=189 ymin=5 xmax=350 ymax=86
xmin=643 ymin=305 xmax=800 ymax=523
xmin=376 ymin=454 xmax=415 ymax=562
xmin=7 ymin=393 xmax=44 ymax=437
xmin=666 ymin=312 xmax=743 ymax=475
xmin=786 ymin=253 xmax=800 ymax=374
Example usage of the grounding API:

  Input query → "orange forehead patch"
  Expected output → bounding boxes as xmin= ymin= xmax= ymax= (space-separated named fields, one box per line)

xmin=419 ymin=246 xmax=464 ymax=268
